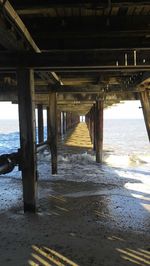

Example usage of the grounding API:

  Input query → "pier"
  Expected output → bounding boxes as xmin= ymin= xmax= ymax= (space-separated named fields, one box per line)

xmin=0 ymin=1 xmax=150 ymax=265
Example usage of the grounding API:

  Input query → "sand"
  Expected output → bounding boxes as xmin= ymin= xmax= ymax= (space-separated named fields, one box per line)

xmin=0 ymin=123 xmax=149 ymax=266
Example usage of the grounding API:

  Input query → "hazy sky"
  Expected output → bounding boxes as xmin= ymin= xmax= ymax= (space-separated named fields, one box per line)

xmin=0 ymin=100 xmax=144 ymax=120
xmin=104 ymin=100 xmax=143 ymax=119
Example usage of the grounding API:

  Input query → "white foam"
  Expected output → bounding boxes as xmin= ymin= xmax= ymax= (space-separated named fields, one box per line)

xmin=37 ymin=151 xmax=150 ymax=188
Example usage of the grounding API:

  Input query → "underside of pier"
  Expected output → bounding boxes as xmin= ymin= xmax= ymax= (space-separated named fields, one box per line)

xmin=0 ymin=1 xmax=150 ymax=265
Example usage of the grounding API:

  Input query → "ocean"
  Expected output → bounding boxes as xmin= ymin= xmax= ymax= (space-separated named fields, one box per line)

xmin=0 ymin=118 xmax=149 ymax=184
xmin=104 ymin=119 xmax=150 ymax=170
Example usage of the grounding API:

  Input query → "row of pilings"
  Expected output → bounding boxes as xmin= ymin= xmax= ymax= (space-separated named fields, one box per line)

xmin=20 ymin=95 xmax=79 ymax=212
xmin=8 ymin=68 xmax=80 ymax=212
xmin=85 ymin=101 xmax=104 ymax=163
xmin=3 ymin=68 xmax=150 ymax=213
xmin=37 ymin=104 xmax=79 ymax=145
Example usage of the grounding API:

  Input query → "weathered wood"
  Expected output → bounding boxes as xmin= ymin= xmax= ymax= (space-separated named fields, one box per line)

xmin=0 ymin=0 xmax=40 ymax=52
xmin=92 ymin=107 xmax=95 ymax=148
xmin=62 ymin=112 xmax=66 ymax=135
xmin=139 ymin=90 xmax=150 ymax=141
xmin=47 ymin=106 xmax=50 ymax=140
xmin=15 ymin=1 xmax=150 ymax=12
xmin=1 ymin=50 xmax=150 ymax=72
xmin=86 ymin=112 xmax=90 ymax=131
xmin=89 ymin=108 xmax=93 ymax=143
xmin=0 ymin=1 xmax=62 ymax=88
xmin=17 ymin=68 xmax=37 ymax=212
xmin=37 ymin=104 xmax=44 ymax=143
xmin=93 ymin=104 xmax=96 ymax=151
xmin=48 ymin=92 xmax=58 ymax=174
xmin=57 ymin=111 xmax=61 ymax=136
xmin=13 ymin=7 xmax=150 ymax=50
xmin=0 ymin=16 xmax=25 ymax=51
xmin=16 ymin=1 xmax=150 ymax=16
xmin=95 ymin=100 xmax=103 ymax=163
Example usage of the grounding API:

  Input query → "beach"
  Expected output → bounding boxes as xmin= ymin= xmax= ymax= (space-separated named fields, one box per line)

xmin=0 ymin=122 xmax=149 ymax=265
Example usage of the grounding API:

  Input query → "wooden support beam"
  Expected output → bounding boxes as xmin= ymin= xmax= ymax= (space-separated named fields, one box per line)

xmin=48 ymin=92 xmax=58 ymax=174
xmin=139 ymin=90 xmax=150 ymax=141
xmin=0 ymin=84 xmax=142 ymax=103
xmin=95 ymin=100 xmax=104 ymax=163
xmin=0 ymin=0 xmax=40 ymax=52
xmin=0 ymin=16 xmax=25 ymax=51
xmin=0 ymin=1 xmax=62 ymax=88
xmin=62 ymin=112 xmax=66 ymax=135
xmin=15 ymin=1 xmax=150 ymax=13
xmin=1 ymin=50 xmax=150 ymax=72
xmin=89 ymin=108 xmax=93 ymax=143
xmin=47 ymin=106 xmax=50 ymax=140
xmin=17 ymin=68 xmax=37 ymax=212
xmin=88 ymin=106 xmax=95 ymax=149
xmin=57 ymin=110 xmax=61 ymax=136
xmin=37 ymin=104 xmax=44 ymax=143
xmin=92 ymin=105 xmax=96 ymax=151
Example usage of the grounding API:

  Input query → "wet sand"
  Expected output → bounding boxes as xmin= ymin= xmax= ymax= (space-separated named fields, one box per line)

xmin=0 ymin=123 xmax=150 ymax=265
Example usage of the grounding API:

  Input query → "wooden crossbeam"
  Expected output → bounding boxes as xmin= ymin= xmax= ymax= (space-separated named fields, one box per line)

xmin=0 ymin=0 xmax=62 ymax=85
xmin=0 ymin=83 xmax=143 ymax=97
xmin=15 ymin=1 xmax=150 ymax=15
xmin=0 ymin=50 xmax=150 ymax=71
xmin=0 ymin=0 xmax=40 ymax=52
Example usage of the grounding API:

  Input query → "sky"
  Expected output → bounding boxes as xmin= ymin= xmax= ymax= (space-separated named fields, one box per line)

xmin=104 ymin=100 xmax=143 ymax=119
xmin=0 ymin=100 xmax=144 ymax=120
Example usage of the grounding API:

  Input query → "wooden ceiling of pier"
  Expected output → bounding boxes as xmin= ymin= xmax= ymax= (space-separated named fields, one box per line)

xmin=0 ymin=0 xmax=150 ymax=113
xmin=8 ymin=0 xmax=150 ymax=50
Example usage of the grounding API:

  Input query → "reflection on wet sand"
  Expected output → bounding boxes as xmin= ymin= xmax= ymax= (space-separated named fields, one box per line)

xmin=117 ymin=248 xmax=150 ymax=265
xmin=29 ymin=245 xmax=79 ymax=266
xmin=65 ymin=123 xmax=92 ymax=149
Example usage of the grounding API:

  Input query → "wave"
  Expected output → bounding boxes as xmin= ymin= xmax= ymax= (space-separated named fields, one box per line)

xmin=104 ymin=153 xmax=150 ymax=168
xmin=36 ymin=151 xmax=150 ymax=186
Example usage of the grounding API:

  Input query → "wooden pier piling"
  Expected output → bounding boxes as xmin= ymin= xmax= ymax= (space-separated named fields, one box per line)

xmin=48 ymin=92 xmax=58 ymax=174
xmin=62 ymin=112 xmax=66 ymax=135
xmin=17 ymin=68 xmax=37 ymax=212
xmin=95 ymin=100 xmax=103 ymax=163
xmin=139 ymin=90 xmax=150 ymax=141
xmin=37 ymin=104 xmax=44 ymax=143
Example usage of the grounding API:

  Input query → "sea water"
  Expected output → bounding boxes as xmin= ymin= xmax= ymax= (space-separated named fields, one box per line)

xmin=104 ymin=119 xmax=150 ymax=170
xmin=0 ymin=119 xmax=149 ymax=185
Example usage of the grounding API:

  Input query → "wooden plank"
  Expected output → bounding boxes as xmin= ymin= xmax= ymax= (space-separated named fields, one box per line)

xmin=37 ymin=104 xmax=44 ymax=143
xmin=139 ymin=90 xmax=150 ymax=141
xmin=95 ymin=100 xmax=103 ymax=163
xmin=17 ymin=68 xmax=37 ymax=212
xmin=48 ymin=92 xmax=58 ymax=174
